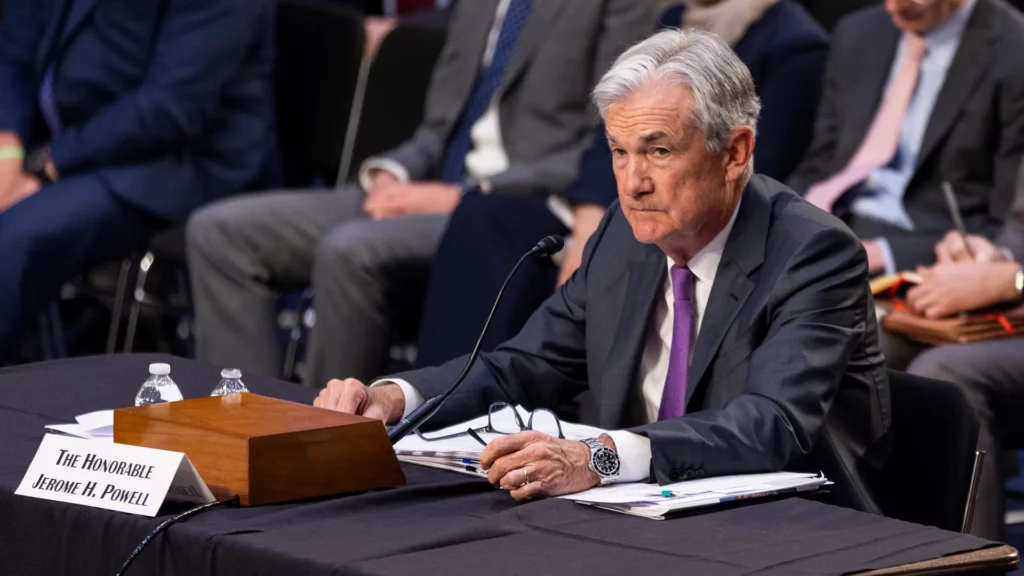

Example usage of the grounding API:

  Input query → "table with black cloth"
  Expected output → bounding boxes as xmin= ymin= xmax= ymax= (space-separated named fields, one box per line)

xmin=0 ymin=354 xmax=1017 ymax=576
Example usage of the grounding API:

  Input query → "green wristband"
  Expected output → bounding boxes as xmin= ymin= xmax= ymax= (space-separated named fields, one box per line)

xmin=0 ymin=146 xmax=24 ymax=161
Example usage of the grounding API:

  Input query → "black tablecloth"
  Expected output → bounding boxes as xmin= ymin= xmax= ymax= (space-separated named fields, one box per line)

xmin=0 ymin=354 xmax=999 ymax=576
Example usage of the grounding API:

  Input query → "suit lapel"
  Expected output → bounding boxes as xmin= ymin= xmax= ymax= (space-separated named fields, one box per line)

xmin=685 ymin=183 xmax=769 ymax=405
xmin=498 ymin=0 xmax=568 ymax=95
xmin=36 ymin=0 xmax=72 ymax=74
xmin=598 ymin=246 xmax=665 ymax=429
xmin=56 ymin=0 xmax=100 ymax=52
xmin=841 ymin=25 xmax=900 ymax=164
xmin=913 ymin=0 xmax=999 ymax=175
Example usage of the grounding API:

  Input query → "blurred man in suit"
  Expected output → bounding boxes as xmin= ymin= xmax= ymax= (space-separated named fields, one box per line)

xmin=0 ymin=0 xmax=278 ymax=360
xmin=187 ymin=0 xmax=654 ymax=387
xmin=882 ymin=160 xmax=1024 ymax=539
xmin=790 ymin=0 xmax=1024 ymax=275
xmin=316 ymin=30 xmax=891 ymax=511
xmin=415 ymin=0 xmax=831 ymax=368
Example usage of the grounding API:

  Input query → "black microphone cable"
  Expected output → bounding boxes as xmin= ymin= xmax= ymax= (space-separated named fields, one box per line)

xmin=387 ymin=235 xmax=565 ymax=444
xmin=115 ymin=495 xmax=239 ymax=576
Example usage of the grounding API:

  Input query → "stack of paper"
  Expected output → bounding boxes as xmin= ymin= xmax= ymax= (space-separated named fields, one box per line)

xmin=393 ymin=405 xmax=606 ymax=478
xmin=45 ymin=410 xmax=115 ymax=442
xmin=559 ymin=471 xmax=829 ymax=519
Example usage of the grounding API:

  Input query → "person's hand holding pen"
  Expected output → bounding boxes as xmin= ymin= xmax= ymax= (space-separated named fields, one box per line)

xmin=934 ymin=231 xmax=1007 ymax=264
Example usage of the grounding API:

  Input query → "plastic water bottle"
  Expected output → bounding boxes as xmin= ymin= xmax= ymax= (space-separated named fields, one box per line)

xmin=211 ymin=369 xmax=248 ymax=397
xmin=135 ymin=363 xmax=184 ymax=406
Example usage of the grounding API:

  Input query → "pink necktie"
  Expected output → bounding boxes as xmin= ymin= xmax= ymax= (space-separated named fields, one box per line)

xmin=805 ymin=34 xmax=927 ymax=213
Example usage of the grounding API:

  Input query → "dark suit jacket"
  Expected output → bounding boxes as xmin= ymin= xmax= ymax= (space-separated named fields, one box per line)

xmin=790 ymin=0 xmax=1024 ymax=271
xmin=0 ymin=0 xmax=278 ymax=222
xmin=996 ymin=160 xmax=1024 ymax=258
xmin=396 ymin=176 xmax=892 ymax=513
xmin=380 ymin=0 xmax=654 ymax=195
xmin=567 ymin=0 xmax=829 ymax=207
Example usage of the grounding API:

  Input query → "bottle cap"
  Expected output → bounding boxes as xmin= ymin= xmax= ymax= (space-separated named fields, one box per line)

xmin=149 ymin=363 xmax=171 ymax=375
xmin=221 ymin=368 xmax=242 ymax=379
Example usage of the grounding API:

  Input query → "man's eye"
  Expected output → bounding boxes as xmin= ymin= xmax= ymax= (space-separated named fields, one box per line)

xmin=652 ymin=148 xmax=669 ymax=157
xmin=612 ymin=148 xmax=627 ymax=157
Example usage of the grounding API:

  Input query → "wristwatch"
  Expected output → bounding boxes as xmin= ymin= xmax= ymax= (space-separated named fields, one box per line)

xmin=582 ymin=438 xmax=620 ymax=486
xmin=1015 ymin=268 xmax=1023 ymax=300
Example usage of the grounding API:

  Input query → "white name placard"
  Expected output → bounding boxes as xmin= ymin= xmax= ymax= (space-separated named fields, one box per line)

xmin=16 ymin=435 xmax=215 ymax=517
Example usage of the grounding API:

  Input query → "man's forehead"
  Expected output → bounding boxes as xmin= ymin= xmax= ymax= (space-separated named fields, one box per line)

xmin=605 ymin=86 xmax=692 ymax=142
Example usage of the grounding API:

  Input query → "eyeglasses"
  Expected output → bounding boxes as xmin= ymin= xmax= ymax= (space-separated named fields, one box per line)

xmin=414 ymin=402 xmax=565 ymax=447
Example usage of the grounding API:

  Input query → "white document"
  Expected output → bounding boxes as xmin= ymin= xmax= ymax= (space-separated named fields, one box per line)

xmin=75 ymin=409 xmax=115 ymax=437
xmin=560 ymin=471 xmax=829 ymax=520
xmin=16 ymin=435 xmax=214 ymax=517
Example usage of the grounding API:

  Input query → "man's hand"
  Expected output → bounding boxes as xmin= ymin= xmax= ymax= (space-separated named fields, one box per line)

xmin=557 ymin=204 xmax=604 ymax=287
xmin=935 ymin=231 xmax=1006 ymax=264
xmin=481 ymin=431 xmax=600 ymax=501
xmin=364 ymin=181 xmax=461 ymax=219
xmin=366 ymin=170 xmax=400 ymax=196
xmin=0 ymin=173 xmax=40 ymax=213
xmin=313 ymin=379 xmax=406 ymax=425
xmin=862 ymin=240 xmax=886 ymax=274
xmin=907 ymin=262 xmax=1022 ymax=318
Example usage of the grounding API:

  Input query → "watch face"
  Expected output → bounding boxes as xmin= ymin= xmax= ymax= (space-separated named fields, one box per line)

xmin=593 ymin=447 xmax=620 ymax=477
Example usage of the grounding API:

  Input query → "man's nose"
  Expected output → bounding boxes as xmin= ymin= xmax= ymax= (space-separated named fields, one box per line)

xmin=625 ymin=157 xmax=652 ymax=197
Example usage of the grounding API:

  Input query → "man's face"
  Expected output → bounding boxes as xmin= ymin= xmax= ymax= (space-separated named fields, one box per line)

xmin=605 ymin=83 xmax=743 ymax=248
xmin=885 ymin=0 xmax=964 ymax=33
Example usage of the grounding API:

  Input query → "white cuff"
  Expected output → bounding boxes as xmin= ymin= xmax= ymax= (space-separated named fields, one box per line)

xmin=875 ymin=237 xmax=897 ymax=275
xmin=370 ymin=378 xmax=424 ymax=418
xmin=359 ymin=157 xmax=411 ymax=190
xmin=603 ymin=430 xmax=651 ymax=483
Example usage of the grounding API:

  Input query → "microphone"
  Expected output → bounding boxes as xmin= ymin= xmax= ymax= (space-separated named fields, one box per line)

xmin=387 ymin=235 xmax=565 ymax=444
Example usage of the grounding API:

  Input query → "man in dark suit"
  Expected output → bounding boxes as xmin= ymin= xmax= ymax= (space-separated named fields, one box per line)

xmin=0 ymin=0 xmax=277 ymax=358
xmin=790 ymin=0 xmax=1024 ymax=275
xmin=316 ymin=29 xmax=891 ymax=511
xmin=881 ymin=159 xmax=1024 ymax=539
xmin=415 ymin=0 xmax=831 ymax=368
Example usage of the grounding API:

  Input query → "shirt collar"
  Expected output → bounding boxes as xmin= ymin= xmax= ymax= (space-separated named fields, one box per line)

xmin=921 ymin=0 xmax=976 ymax=50
xmin=667 ymin=198 xmax=742 ymax=284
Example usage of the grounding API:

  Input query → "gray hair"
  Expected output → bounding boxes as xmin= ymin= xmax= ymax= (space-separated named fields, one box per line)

xmin=593 ymin=29 xmax=761 ymax=182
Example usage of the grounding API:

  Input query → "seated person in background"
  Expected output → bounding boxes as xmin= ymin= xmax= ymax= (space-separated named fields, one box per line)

xmin=415 ymin=0 xmax=830 ymax=368
xmin=317 ymin=30 xmax=891 ymax=511
xmin=0 ymin=0 xmax=277 ymax=361
xmin=882 ymin=160 xmax=1024 ymax=540
xmin=187 ymin=0 xmax=655 ymax=387
xmin=790 ymin=0 xmax=1024 ymax=275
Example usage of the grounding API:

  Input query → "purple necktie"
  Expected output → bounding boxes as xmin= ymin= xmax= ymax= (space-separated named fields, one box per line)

xmin=39 ymin=66 xmax=62 ymax=137
xmin=658 ymin=266 xmax=695 ymax=421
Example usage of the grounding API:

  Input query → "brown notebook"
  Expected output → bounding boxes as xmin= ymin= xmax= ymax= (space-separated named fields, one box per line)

xmin=882 ymin=306 xmax=1024 ymax=345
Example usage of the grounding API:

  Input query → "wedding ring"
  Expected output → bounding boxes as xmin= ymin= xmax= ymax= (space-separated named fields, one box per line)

xmin=522 ymin=467 xmax=530 ymax=486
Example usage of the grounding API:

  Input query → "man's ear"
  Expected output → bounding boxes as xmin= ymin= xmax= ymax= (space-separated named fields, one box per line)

xmin=724 ymin=126 xmax=755 ymax=182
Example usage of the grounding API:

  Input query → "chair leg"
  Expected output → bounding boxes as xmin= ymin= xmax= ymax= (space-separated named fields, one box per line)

xmin=105 ymin=256 xmax=135 ymax=354
xmin=282 ymin=291 xmax=314 ymax=382
xmin=48 ymin=303 xmax=66 ymax=359
xmin=962 ymin=450 xmax=986 ymax=534
xmin=37 ymin=313 xmax=55 ymax=360
xmin=123 ymin=252 xmax=155 ymax=353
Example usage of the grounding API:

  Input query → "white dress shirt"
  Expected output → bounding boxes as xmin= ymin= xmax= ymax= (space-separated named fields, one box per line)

xmin=382 ymin=202 xmax=742 ymax=484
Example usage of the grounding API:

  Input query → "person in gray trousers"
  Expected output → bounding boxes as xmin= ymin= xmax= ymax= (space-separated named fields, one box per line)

xmin=882 ymin=159 xmax=1024 ymax=540
xmin=186 ymin=0 xmax=654 ymax=387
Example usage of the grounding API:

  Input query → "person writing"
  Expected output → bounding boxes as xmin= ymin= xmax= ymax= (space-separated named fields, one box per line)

xmin=316 ymin=29 xmax=891 ymax=512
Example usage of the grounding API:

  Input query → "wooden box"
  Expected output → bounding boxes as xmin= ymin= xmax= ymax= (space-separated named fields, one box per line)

xmin=113 ymin=393 xmax=405 ymax=505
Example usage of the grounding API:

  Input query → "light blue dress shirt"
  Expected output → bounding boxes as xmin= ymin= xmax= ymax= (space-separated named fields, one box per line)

xmin=852 ymin=0 xmax=977 ymax=273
